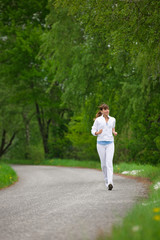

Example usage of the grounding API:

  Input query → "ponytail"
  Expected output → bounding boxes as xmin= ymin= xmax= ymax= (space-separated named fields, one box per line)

xmin=93 ymin=103 xmax=109 ymax=120
xmin=94 ymin=111 xmax=102 ymax=120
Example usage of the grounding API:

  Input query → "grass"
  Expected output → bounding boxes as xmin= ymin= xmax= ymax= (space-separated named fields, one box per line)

xmin=114 ymin=162 xmax=160 ymax=181
xmin=42 ymin=158 xmax=101 ymax=169
xmin=100 ymin=162 xmax=160 ymax=240
xmin=104 ymin=189 xmax=160 ymax=240
xmin=2 ymin=158 xmax=101 ymax=169
xmin=0 ymin=163 xmax=18 ymax=189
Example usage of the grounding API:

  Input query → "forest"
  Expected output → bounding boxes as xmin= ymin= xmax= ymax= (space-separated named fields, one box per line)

xmin=0 ymin=0 xmax=160 ymax=165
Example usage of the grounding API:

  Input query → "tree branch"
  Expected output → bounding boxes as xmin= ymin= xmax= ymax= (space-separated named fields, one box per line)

xmin=0 ymin=131 xmax=17 ymax=157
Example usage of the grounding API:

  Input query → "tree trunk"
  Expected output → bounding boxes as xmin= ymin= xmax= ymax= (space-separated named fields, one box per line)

xmin=35 ymin=102 xmax=51 ymax=157
xmin=0 ymin=130 xmax=16 ymax=158
xmin=22 ymin=111 xmax=35 ymax=159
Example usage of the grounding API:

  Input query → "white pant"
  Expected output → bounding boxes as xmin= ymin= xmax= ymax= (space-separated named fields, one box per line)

xmin=97 ymin=142 xmax=114 ymax=186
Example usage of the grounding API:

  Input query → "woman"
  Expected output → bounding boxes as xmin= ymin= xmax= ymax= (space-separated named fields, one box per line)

xmin=91 ymin=103 xmax=117 ymax=191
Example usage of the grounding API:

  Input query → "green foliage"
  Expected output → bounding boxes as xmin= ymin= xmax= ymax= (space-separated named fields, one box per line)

xmin=2 ymin=158 xmax=101 ymax=169
xmin=48 ymin=0 xmax=160 ymax=165
xmin=0 ymin=0 xmax=49 ymax=158
xmin=65 ymin=114 xmax=98 ymax=161
xmin=27 ymin=144 xmax=45 ymax=164
xmin=0 ymin=0 xmax=68 ymax=159
xmin=0 ymin=163 xmax=18 ymax=189
xmin=0 ymin=0 xmax=159 ymax=164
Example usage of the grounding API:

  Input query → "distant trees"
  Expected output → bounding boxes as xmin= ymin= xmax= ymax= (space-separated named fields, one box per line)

xmin=41 ymin=0 xmax=160 ymax=164
xmin=0 ymin=0 xmax=159 ymax=164
xmin=0 ymin=0 xmax=68 ymax=159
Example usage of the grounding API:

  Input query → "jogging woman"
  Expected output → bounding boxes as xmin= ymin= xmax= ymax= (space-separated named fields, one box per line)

xmin=91 ymin=103 xmax=117 ymax=190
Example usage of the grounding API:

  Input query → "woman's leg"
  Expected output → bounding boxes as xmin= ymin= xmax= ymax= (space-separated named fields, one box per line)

xmin=97 ymin=144 xmax=108 ymax=185
xmin=105 ymin=142 xmax=114 ymax=186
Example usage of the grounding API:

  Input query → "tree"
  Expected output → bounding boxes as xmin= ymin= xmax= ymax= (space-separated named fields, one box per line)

xmin=44 ymin=0 xmax=160 ymax=164
xmin=0 ymin=79 xmax=20 ymax=158
xmin=0 ymin=0 xmax=59 ymax=159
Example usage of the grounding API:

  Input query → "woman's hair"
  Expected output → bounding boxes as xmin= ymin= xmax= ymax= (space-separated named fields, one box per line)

xmin=94 ymin=103 xmax=109 ymax=119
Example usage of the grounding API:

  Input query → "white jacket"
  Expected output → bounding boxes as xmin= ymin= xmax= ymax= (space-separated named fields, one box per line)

xmin=91 ymin=115 xmax=116 ymax=142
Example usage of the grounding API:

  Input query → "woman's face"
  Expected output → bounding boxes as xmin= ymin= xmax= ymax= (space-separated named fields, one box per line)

xmin=101 ymin=108 xmax=109 ymax=116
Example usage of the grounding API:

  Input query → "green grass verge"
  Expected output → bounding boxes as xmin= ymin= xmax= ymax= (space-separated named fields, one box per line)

xmin=114 ymin=162 xmax=160 ymax=181
xmin=104 ymin=188 xmax=160 ymax=240
xmin=0 ymin=163 xmax=18 ymax=189
xmin=100 ymin=162 xmax=160 ymax=240
xmin=2 ymin=158 xmax=101 ymax=169
xmin=42 ymin=158 xmax=101 ymax=169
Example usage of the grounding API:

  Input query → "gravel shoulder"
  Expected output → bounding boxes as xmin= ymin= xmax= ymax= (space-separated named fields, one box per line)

xmin=0 ymin=165 xmax=149 ymax=240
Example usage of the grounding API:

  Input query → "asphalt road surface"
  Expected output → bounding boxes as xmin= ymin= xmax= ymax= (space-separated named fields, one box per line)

xmin=0 ymin=165 xmax=148 ymax=240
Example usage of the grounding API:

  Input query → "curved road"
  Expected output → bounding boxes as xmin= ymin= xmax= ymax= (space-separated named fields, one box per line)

xmin=0 ymin=165 xmax=148 ymax=240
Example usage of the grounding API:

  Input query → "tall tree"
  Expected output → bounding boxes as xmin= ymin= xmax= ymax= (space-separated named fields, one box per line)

xmin=0 ymin=0 xmax=59 ymax=158
xmin=44 ymin=0 xmax=160 ymax=164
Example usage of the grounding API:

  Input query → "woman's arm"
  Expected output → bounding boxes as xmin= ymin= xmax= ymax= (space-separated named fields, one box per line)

xmin=95 ymin=129 xmax=103 ymax=135
xmin=112 ymin=128 xmax=117 ymax=136
xmin=91 ymin=119 xmax=103 ymax=136
xmin=91 ymin=119 xmax=98 ymax=136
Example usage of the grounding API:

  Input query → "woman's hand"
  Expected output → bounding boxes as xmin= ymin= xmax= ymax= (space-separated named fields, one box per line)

xmin=112 ymin=128 xmax=117 ymax=136
xmin=113 ymin=131 xmax=117 ymax=136
xmin=95 ymin=129 xmax=103 ymax=135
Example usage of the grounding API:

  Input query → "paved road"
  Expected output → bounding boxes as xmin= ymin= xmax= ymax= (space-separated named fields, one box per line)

xmin=0 ymin=165 xmax=148 ymax=240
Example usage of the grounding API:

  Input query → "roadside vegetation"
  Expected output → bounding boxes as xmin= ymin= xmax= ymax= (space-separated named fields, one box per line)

xmin=101 ymin=162 xmax=160 ymax=240
xmin=0 ymin=163 xmax=18 ymax=189
xmin=2 ymin=158 xmax=101 ymax=169
xmin=106 ymin=192 xmax=160 ymax=240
